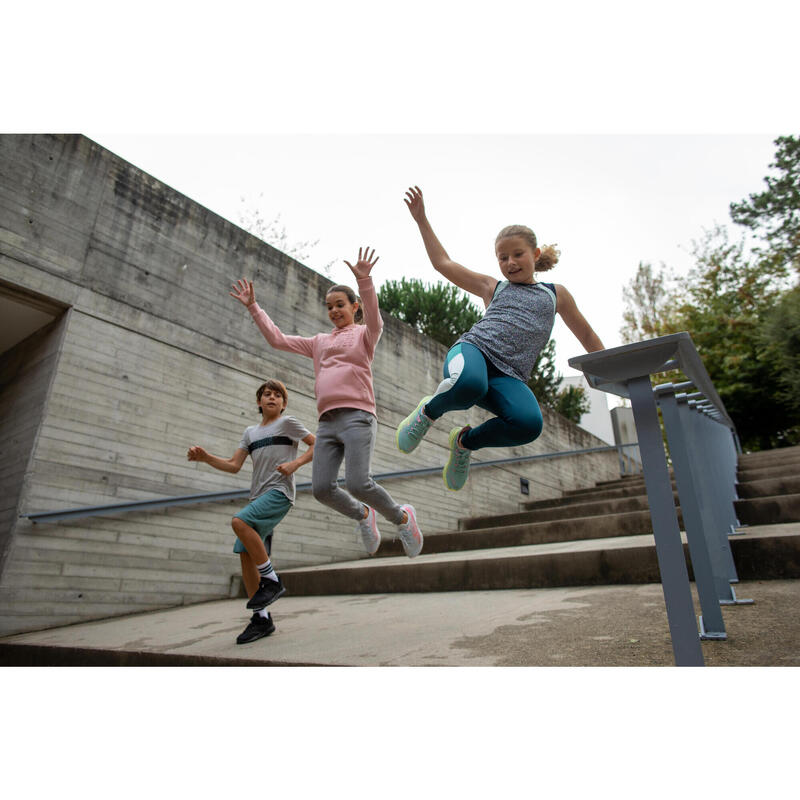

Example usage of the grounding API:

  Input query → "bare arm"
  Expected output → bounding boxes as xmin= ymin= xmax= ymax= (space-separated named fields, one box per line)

xmin=276 ymin=432 xmax=316 ymax=476
xmin=187 ymin=446 xmax=248 ymax=474
xmin=555 ymin=285 xmax=605 ymax=352
xmin=404 ymin=186 xmax=497 ymax=307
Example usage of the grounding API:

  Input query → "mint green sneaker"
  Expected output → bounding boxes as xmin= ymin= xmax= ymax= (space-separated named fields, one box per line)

xmin=443 ymin=426 xmax=471 ymax=491
xmin=396 ymin=396 xmax=434 ymax=453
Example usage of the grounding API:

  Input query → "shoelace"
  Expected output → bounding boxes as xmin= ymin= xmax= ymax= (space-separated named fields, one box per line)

xmin=453 ymin=445 xmax=470 ymax=468
xmin=407 ymin=413 xmax=428 ymax=441
xmin=400 ymin=521 xmax=419 ymax=544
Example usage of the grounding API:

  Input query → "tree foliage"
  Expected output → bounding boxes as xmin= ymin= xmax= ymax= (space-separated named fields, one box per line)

xmin=758 ymin=284 xmax=800 ymax=429
xmin=554 ymin=384 xmax=591 ymax=424
xmin=620 ymin=135 xmax=800 ymax=451
xmin=527 ymin=339 xmax=562 ymax=407
xmin=620 ymin=261 xmax=681 ymax=343
xmin=729 ymin=135 xmax=800 ymax=273
xmin=674 ymin=225 xmax=795 ymax=450
xmin=377 ymin=277 xmax=483 ymax=349
xmin=238 ymin=196 xmax=334 ymax=276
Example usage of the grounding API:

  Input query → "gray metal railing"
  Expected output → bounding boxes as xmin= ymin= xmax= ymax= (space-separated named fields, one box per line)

xmin=569 ymin=332 xmax=746 ymax=667
xmin=22 ymin=442 xmax=640 ymax=525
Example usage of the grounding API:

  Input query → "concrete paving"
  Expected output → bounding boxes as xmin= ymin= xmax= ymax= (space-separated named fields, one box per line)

xmin=3 ymin=575 xmax=800 ymax=667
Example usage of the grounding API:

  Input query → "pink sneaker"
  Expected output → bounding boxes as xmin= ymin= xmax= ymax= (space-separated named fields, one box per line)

xmin=357 ymin=506 xmax=381 ymax=555
xmin=397 ymin=504 xmax=423 ymax=558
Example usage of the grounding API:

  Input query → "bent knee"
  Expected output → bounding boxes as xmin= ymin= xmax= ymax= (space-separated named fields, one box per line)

xmin=345 ymin=479 xmax=374 ymax=499
xmin=514 ymin=413 xmax=543 ymax=444
xmin=312 ymin=484 xmax=335 ymax=503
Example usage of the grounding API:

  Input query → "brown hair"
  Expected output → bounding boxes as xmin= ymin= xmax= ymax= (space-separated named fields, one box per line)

xmin=326 ymin=284 xmax=363 ymax=323
xmin=495 ymin=224 xmax=560 ymax=273
xmin=256 ymin=378 xmax=288 ymax=414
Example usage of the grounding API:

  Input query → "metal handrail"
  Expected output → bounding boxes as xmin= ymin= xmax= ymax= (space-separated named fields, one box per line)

xmin=22 ymin=442 xmax=640 ymax=524
xmin=568 ymin=332 xmax=741 ymax=667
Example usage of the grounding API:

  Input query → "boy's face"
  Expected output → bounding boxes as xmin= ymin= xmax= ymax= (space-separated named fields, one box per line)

xmin=259 ymin=388 xmax=287 ymax=416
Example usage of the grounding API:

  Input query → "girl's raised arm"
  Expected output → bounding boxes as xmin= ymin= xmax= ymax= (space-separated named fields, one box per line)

xmin=230 ymin=277 xmax=315 ymax=358
xmin=404 ymin=186 xmax=497 ymax=308
xmin=344 ymin=246 xmax=384 ymax=346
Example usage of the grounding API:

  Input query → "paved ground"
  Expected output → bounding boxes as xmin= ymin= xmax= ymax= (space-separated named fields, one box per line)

xmin=2 ymin=578 xmax=799 ymax=666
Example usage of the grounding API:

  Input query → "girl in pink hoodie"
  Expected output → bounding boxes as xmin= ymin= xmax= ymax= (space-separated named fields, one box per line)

xmin=231 ymin=247 xmax=423 ymax=558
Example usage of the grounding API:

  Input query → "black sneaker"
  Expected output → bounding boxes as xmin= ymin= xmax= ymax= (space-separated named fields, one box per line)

xmin=246 ymin=575 xmax=286 ymax=610
xmin=236 ymin=613 xmax=276 ymax=645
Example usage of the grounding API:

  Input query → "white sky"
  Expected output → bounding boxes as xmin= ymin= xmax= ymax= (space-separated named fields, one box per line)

xmin=85 ymin=132 xmax=780 ymax=379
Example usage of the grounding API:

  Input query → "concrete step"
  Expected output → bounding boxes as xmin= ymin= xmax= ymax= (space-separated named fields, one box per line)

xmin=738 ymin=462 xmax=800 ymax=482
xmin=281 ymin=525 xmax=800 ymax=596
xmin=736 ymin=475 xmax=800 ymax=499
xmin=735 ymin=494 xmax=800 ymax=526
xmin=461 ymin=494 xmax=652 ymax=530
xmin=561 ymin=482 xmax=660 ymax=502
xmin=738 ymin=445 xmax=800 ymax=467
xmin=377 ymin=508 xmax=667 ymax=558
xmin=522 ymin=483 xmax=653 ymax=510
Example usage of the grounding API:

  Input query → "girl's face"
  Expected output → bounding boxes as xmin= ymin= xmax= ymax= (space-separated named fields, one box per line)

xmin=495 ymin=235 xmax=541 ymax=284
xmin=326 ymin=291 xmax=359 ymax=328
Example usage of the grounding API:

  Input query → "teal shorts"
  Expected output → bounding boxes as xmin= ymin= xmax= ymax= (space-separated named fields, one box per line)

xmin=232 ymin=489 xmax=292 ymax=555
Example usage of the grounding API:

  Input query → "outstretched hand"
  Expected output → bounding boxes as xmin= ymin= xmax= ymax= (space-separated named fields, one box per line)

xmin=344 ymin=246 xmax=379 ymax=279
xmin=229 ymin=278 xmax=255 ymax=307
xmin=187 ymin=446 xmax=209 ymax=463
xmin=403 ymin=186 xmax=426 ymax=222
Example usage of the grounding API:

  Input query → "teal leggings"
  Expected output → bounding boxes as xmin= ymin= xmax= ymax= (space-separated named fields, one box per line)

xmin=425 ymin=342 xmax=543 ymax=451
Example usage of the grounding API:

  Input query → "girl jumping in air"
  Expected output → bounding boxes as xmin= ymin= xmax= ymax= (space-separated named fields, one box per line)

xmin=396 ymin=186 xmax=605 ymax=491
xmin=231 ymin=247 xmax=423 ymax=558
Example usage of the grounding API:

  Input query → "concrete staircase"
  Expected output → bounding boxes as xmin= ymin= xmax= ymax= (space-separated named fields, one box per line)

xmin=281 ymin=444 xmax=800 ymax=595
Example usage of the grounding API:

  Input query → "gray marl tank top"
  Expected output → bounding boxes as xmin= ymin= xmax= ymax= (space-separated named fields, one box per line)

xmin=458 ymin=280 xmax=557 ymax=382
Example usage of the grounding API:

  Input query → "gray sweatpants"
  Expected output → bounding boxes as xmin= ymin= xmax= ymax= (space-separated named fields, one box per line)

xmin=311 ymin=408 xmax=405 ymax=525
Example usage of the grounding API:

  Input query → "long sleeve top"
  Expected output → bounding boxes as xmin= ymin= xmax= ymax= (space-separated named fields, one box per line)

xmin=247 ymin=276 xmax=383 ymax=418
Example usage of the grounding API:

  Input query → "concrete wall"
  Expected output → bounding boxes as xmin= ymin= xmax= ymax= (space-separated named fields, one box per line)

xmin=0 ymin=134 xmax=619 ymax=635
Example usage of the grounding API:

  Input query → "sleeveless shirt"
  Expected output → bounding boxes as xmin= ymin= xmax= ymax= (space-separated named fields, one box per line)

xmin=457 ymin=280 xmax=557 ymax=382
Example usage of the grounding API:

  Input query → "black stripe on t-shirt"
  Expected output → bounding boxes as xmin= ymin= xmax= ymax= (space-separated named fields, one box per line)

xmin=248 ymin=436 xmax=294 ymax=454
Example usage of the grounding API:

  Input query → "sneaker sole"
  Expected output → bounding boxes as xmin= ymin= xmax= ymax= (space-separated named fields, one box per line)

xmin=246 ymin=584 xmax=286 ymax=610
xmin=395 ymin=396 xmax=433 ymax=454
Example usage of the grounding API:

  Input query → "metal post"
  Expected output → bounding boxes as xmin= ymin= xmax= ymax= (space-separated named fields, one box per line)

xmin=656 ymin=385 xmax=726 ymax=639
xmin=683 ymin=401 xmax=753 ymax=605
xmin=628 ymin=375 xmax=704 ymax=665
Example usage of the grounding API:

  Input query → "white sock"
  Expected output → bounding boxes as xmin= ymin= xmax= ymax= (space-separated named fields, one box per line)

xmin=257 ymin=608 xmax=270 ymax=619
xmin=256 ymin=560 xmax=279 ymax=582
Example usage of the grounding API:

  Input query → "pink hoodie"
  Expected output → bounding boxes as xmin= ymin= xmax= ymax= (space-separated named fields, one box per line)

xmin=247 ymin=276 xmax=383 ymax=418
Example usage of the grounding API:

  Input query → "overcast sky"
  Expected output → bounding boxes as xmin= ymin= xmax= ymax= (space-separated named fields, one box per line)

xmin=87 ymin=132 xmax=781 ymax=377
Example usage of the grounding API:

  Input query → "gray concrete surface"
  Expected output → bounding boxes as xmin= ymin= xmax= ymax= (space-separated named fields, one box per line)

xmin=3 ymin=576 xmax=799 ymax=667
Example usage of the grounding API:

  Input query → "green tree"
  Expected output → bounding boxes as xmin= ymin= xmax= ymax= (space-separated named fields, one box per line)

xmin=758 ymin=284 xmax=800 ymax=441
xmin=620 ymin=261 xmax=681 ymax=344
xmin=554 ymin=384 xmax=591 ymax=424
xmin=674 ymin=225 xmax=795 ymax=450
xmin=729 ymin=135 xmax=800 ymax=273
xmin=377 ymin=277 xmax=483 ymax=348
xmin=527 ymin=338 xmax=562 ymax=408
